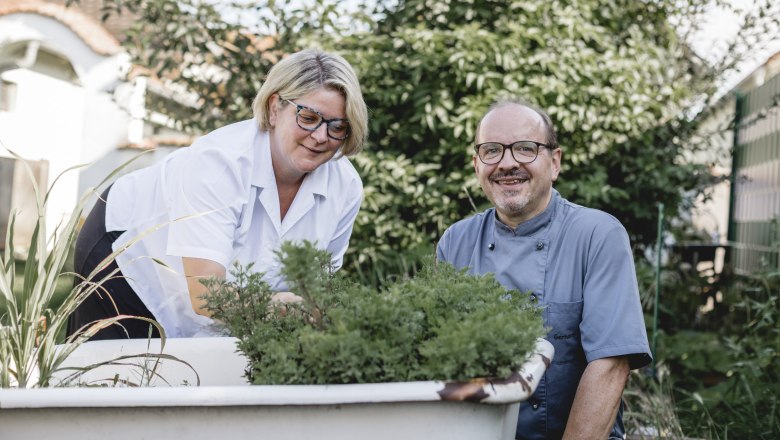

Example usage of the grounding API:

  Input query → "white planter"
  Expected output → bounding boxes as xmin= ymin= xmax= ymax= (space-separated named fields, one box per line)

xmin=0 ymin=337 xmax=553 ymax=440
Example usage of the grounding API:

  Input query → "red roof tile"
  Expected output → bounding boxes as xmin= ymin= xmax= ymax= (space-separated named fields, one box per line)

xmin=0 ymin=0 xmax=121 ymax=55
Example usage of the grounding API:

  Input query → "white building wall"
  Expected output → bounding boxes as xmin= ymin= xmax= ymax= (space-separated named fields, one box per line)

xmin=689 ymin=95 xmax=736 ymax=245
xmin=0 ymin=11 xmax=132 ymax=242
xmin=76 ymin=84 xmax=131 ymax=196
xmin=0 ymin=68 xmax=85 ymax=234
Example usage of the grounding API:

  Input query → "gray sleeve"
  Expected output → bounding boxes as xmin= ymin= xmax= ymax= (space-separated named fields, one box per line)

xmin=435 ymin=216 xmax=485 ymax=270
xmin=436 ymin=227 xmax=450 ymax=263
xmin=580 ymin=219 xmax=652 ymax=370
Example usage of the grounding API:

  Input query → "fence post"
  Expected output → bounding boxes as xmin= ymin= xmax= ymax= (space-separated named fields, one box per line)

xmin=726 ymin=93 xmax=742 ymax=267
xmin=652 ymin=202 xmax=664 ymax=376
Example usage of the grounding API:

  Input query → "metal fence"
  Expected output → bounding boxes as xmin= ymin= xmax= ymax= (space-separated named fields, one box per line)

xmin=729 ymin=72 xmax=780 ymax=272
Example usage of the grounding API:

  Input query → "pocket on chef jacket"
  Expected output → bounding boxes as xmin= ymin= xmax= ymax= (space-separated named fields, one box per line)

xmin=545 ymin=300 xmax=584 ymax=365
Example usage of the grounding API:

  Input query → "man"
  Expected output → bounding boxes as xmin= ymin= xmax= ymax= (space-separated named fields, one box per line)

xmin=436 ymin=100 xmax=651 ymax=440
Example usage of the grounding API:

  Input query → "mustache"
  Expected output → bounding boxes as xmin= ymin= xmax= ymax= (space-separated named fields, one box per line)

xmin=490 ymin=171 xmax=530 ymax=181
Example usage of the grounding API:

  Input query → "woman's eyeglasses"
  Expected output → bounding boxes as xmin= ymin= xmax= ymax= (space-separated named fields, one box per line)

xmin=284 ymin=99 xmax=350 ymax=141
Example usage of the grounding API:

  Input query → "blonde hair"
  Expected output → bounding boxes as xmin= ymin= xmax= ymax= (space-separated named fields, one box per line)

xmin=252 ymin=49 xmax=368 ymax=156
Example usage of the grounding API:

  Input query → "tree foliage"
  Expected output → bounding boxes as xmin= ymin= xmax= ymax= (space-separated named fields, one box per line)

xmin=341 ymin=0 xmax=709 ymax=266
xmin=89 ymin=0 xmax=779 ymax=278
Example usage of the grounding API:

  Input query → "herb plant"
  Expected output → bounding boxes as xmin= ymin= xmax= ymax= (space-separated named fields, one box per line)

xmin=203 ymin=241 xmax=546 ymax=385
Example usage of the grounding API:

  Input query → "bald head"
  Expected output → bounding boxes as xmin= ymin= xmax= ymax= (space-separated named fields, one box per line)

xmin=475 ymin=100 xmax=558 ymax=149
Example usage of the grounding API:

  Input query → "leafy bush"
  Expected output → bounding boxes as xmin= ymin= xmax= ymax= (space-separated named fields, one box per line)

xmin=88 ymin=0 xmax=780 ymax=280
xmin=681 ymin=271 xmax=780 ymax=439
xmin=203 ymin=241 xmax=545 ymax=385
xmin=638 ymin=258 xmax=780 ymax=439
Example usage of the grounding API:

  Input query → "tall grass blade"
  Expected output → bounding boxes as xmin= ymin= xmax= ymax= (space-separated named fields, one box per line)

xmin=0 ymin=147 xmax=182 ymax=389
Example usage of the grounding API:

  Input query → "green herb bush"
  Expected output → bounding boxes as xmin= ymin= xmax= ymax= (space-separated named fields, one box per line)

xmin=203 ymin=241 xmax=546 ymax=385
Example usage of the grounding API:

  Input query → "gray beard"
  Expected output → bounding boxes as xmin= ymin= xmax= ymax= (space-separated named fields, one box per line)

xmin=493 ymin=191 xmax=531 ymax=217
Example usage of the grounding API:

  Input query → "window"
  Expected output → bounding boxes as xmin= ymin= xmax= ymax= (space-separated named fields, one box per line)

xmin=7 ymin=44 xmax=80 ymax=85
xmin=0 ymin=157 xmax=15 ymax=247
xmin=0 ymin=79 xmax=17 ymax=112
xmin=0 ymin=157 xmax=49 ymax=253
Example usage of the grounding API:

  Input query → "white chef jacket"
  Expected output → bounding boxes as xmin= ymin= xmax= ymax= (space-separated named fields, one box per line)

xmin=105 ymin=119 xmax=363 ymax=337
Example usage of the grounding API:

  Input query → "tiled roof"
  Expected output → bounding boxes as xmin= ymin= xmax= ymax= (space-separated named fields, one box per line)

xmin=120 ymin=134 xmax=196 ymax=150
xmin=0 ymin=0 xmax=121 ymax=55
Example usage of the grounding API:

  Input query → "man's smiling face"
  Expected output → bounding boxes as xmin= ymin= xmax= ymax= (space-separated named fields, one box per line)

xmin=474 ymin=104 xmax=561 ymax=228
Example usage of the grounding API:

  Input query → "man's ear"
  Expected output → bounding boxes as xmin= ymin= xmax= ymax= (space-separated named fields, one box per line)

xmin=268 ymin=93 xmax=280 ymax=127
xmin=473 ymin=155 xmax=479 ymax=174
xmin=551 ymin=148 xmax=562 ymax=182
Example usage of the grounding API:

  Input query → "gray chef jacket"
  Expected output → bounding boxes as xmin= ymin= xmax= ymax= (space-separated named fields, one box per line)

xmin=436 ymin=189 xmax=652 ymax=440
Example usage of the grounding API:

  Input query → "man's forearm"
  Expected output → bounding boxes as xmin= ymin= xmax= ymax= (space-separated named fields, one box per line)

xmin=562 ymin=356 xmax=630 ymax=440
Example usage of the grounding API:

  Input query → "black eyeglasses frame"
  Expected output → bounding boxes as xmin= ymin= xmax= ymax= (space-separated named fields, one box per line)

xmin=283 ymin=98 xmax=350 ymax=141
xmin=474 ymin=140 xmax=555 ymax=165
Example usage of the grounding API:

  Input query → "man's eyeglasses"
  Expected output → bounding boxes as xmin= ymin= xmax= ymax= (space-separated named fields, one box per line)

xmin=474 ymin=141 xmax=554 ymax=165
xmin=283 ymin=99 xmax=350 ymax=141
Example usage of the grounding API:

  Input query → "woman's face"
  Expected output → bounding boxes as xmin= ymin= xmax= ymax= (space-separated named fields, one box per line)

xmin=268 ymin=88 xmax=347 ymax=183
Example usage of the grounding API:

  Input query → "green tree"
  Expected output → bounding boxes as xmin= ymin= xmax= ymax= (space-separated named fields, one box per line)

xmin=87 ymin=0 xmax=779 ymax=279
xmin=336 ymin=0 xmax=757 ymax=272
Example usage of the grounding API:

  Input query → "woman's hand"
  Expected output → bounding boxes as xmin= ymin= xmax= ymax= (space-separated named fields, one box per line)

xmin=269 ymin=291 xmax=322 ymax=325
xmin=270 ymin=291 xmax=304 ymax=305
xmin=268 ymin=291 xmax=303 ymax=317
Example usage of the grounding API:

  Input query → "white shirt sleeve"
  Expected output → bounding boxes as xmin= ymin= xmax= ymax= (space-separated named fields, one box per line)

xmin=165 ymin=144 xmax=249 ymax=268
xmin=326 ymin=179 xmax=363 ymax=270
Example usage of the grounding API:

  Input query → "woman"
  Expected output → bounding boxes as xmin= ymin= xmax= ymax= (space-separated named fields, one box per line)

xmin=67 ymin=49 xmax=368 ymax=339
